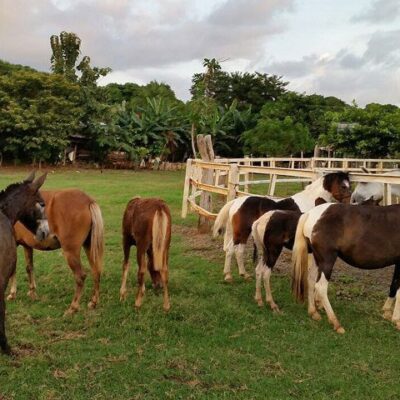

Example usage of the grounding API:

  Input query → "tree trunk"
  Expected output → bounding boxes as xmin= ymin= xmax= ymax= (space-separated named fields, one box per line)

xmin=191 ymin=123 xmax=197 ymax=158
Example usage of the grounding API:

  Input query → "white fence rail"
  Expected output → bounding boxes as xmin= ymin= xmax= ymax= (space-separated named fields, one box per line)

xmin=181 ymin=157 xmax=400 ymax=220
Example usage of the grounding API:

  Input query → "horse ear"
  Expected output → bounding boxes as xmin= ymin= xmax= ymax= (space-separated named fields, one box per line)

xmin=361 ymin=167 xmax=370 ymax=174
xmin=30 ymin=173 xmax=47 ymax=191
xmin=24 ymin=170 xmax=36 ymax=183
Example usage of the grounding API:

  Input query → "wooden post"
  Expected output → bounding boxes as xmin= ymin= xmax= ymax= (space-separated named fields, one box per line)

xmin=268 ymin=174 xmax=277 ymax=196
xmin=197 ymin=134 xmax=215 ymax=233
xmin=244 ymin=156 xmax=250 ymax=193
xmin=181 ymin=159 xmax=193 ymax=218
xmin=227 ymin=163 xmax=239 ymax=202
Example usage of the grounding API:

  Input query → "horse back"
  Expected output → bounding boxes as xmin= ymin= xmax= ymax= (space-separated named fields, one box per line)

xmin=123 ymin=198 xmax=171 ymax=246
xmin=313 ymin=204 xmax=400 ymax=268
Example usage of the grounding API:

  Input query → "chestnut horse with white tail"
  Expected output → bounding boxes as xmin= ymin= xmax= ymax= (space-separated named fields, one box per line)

xmin=120 ymin=197 xmax=171 ymax=311
xmin=213 ymin=172 xmax=351 ymax=282
xmin=9 ymin=189 xmax=104 ymax=315
xmin=292 ymin=202 xmax=400 ymax=333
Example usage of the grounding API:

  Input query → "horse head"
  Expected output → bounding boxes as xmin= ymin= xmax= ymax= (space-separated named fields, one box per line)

xmin=322 ymin=171 xmax=352 ymax=203
xmin=5 ymin=172 xmax=50 ymax=241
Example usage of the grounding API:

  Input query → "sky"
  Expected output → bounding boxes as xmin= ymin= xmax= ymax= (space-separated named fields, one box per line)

xmin=1 ymin=0 xmax=399 ymax=106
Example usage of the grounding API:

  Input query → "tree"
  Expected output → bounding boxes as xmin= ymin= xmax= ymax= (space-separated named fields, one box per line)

xmin=50 ymin=31 xmax=110 ymax=86
xmin=242 ymin=116 xmax=314 ymax=156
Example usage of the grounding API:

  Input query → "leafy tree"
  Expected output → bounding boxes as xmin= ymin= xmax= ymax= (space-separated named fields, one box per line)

xmin=242 ymin=116 xmax=314 ymax=156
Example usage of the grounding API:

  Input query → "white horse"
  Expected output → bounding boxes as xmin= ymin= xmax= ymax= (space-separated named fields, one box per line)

xmin=351 ymin=168 xmax=400 ymax=204
xmin=213 ymin=172 xmax=351 ymax=282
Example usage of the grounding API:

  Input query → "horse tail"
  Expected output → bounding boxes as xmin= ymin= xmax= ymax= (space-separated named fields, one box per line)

xmin=213 ymin=199 xmax=235 ymax=238
xmin=251 ymin=218 xmax=264 ymax=264
xmin=291 ymin=213 xmax=309 ymax=303
xmin=152 ymin=208 xmax=170 ymax=271
xmin=89 ymin=202 xmax=104 ymax=272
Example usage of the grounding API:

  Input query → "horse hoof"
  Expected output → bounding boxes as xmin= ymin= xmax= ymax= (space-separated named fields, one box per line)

xmin=271 ymin=306 xmax=281 ymax=314
xmin=255 ymin=298 xmax=263 ymax=307
xmin=240 ymin=273 xmax=252 ymax=281
xmin=119 ymin=293 xmax=127 ymax=302
xmin=336 ymin=326 xmax=345 ymax=334
xmin=383 ymin=311 xmax=393 ymax=321
xmin=393 ymin=320 xmax=400 ymax=330
xmin=6 ymin=293 xmax=16 ymax=301
xmin=88 ymin=301 xmax=97 ymax=310
xmin=311 ymin=312 xmax=322 ymax=321
xmin=224 ymin=274 xmax=233 ymax=283
xmin=163 ymin=304 xmax=171 ymax=312
xmin=63 ymin=307 xmax=78 ymax=317
xmin=28 ymin=291 xmax=37 ymax=301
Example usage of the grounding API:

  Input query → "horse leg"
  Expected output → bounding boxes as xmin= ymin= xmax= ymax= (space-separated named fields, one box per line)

xmin=392 ymin=288 xmax=400 ymax=330
xmin=119 ymin=236 xmax=132 ymax=301
xmin=254 ymin=259 xmax=265 ymax=307
xmin=263 ymin=266 xmax=280 ymax=313
xmin=223 ymin=240 xmax=234 ymax=283
xmin=6 ymin=271 xmax=17 ymax=301
xmin=160 ymin=268 xmax=170 ymax=312
xmin=235 ymin=243 xmax=251 ymax=280
xmin=134 ymin=248 xmax=147 ymax=309
xmin=147 ymin=248 xmax=162 ymax=289
xmin=63 ymin=248 xmax=87 ymax=315
xmin=0 ymin=283 xmax=11 ymax=355
xmin=83 ymin=246 xmax=101 ymax=309
xmin=382 ymin=264 xmax=400 ymax=320
xmin=307 ymin=254 xmax=321 ymax=321
xmin=23 ymin=247 xmax=37 ymax=300
xmin=315 ymin=272 xmax=344 ymax=334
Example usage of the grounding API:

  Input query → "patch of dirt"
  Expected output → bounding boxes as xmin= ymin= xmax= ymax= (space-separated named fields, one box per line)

xmin=173 ymin=224 xmax=394 ymax=296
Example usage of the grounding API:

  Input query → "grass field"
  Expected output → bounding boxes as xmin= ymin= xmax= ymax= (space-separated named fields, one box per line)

xmin=0 ymin=168 xmax=399 ymax=400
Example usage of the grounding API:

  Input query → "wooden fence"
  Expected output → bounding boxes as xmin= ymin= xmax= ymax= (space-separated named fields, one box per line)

xmin=181 ymin=157 xmax=400 ymax=221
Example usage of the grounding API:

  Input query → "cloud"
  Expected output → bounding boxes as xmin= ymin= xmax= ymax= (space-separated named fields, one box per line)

xmin=265 ymin=30 xmax=400 ymax=106
xmin=351 ymin=0 xmax=400 ymax=23
xmin=0 ymin=0 xmax=294 ymax=72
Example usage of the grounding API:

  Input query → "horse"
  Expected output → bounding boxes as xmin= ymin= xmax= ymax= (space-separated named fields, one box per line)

xmin=8 ymin=189 xmax=104 ymax=315
xmin=292 ymin=202 xmax=400 ymax=333
xmin=252 ymin=197 xmax=379 ymax=312
xmin=0 ymin=172 xmax=49 ymax=354
xmin=213 ymin=172 xmax=351 ymax=282
xmin=351 ymin=168 xmax=400 ymax=204
xmin=119 ymin=197 xmax=171 ymax=311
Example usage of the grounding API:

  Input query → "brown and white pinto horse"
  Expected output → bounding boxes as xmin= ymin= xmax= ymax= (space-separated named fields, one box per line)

xmin=213 ymin=172 xmax=351 ymax=282
xmin=9 ymin=189 xmax=104 ymax=315
xmin=251 ymin=197 xmax=378 ymax=312
xmin=292 ymin=202 xmax=400 ymax=333
xmin=119 ymin=197 xmax=171 ymax=311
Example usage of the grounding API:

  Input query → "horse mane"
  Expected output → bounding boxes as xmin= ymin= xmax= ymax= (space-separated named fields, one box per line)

xmin=0 ymin=181 xmax=26 ymax=205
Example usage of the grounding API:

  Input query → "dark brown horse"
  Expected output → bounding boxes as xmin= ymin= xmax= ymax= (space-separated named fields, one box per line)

xmin=213 ymin=172 xmax=351 ymax=282
xmin=0 ymin=172 xmax=48 ymax=354
xmin=292 ymin=202 xmax=400 ymax=333
xmin=9 ymin=189 xmax=104 ymax=315
xmin=119 ymin=197 xmax=171 ymax=311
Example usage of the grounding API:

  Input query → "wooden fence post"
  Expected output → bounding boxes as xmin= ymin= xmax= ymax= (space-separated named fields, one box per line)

xmin=181 ymin=158 xmax=193 ymax=218
xmin=268 ymin=174 xmax=277 ymax=196
xmin=227 ymin=164 xmax=239 ymax=202
xmin=244 ymin=156 xmax=250 ymax=193
xmin=197 ymin=134 xmax=215 ymax=233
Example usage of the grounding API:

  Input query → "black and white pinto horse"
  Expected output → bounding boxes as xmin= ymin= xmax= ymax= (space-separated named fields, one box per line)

xmin=292 ymin=202 xmax=400 ymax=333
xmin=213 ymin=172 xmax=351 ymax=282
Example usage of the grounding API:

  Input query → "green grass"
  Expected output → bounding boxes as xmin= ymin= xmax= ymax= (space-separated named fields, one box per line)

xmin=0 ymin=168 xmax=399 ymax=399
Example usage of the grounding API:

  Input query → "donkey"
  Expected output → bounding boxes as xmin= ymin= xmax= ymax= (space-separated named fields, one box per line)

xmin=119 ymin=197 xmax=171 ymax=311
xmin=9 ymin=189 xmax=104 ymax=315
xmin=292 ymin=202 xmax=400 ymax=333
xmin=0 ymin=172 xmax=48 ymax=354
xmin=213 ymin=172 xmax=351 ymax=282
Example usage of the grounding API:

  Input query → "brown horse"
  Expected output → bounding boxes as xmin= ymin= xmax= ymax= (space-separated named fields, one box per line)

xmin=0 ymin=172 xmax=49 ymax=354
xmin=119 ymin=197 xmax=171 ymax=311
xmin=9 ymin=189 xmax=104 ymax=315
xmin=292 ymin=202 xmax=400 ymax=333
